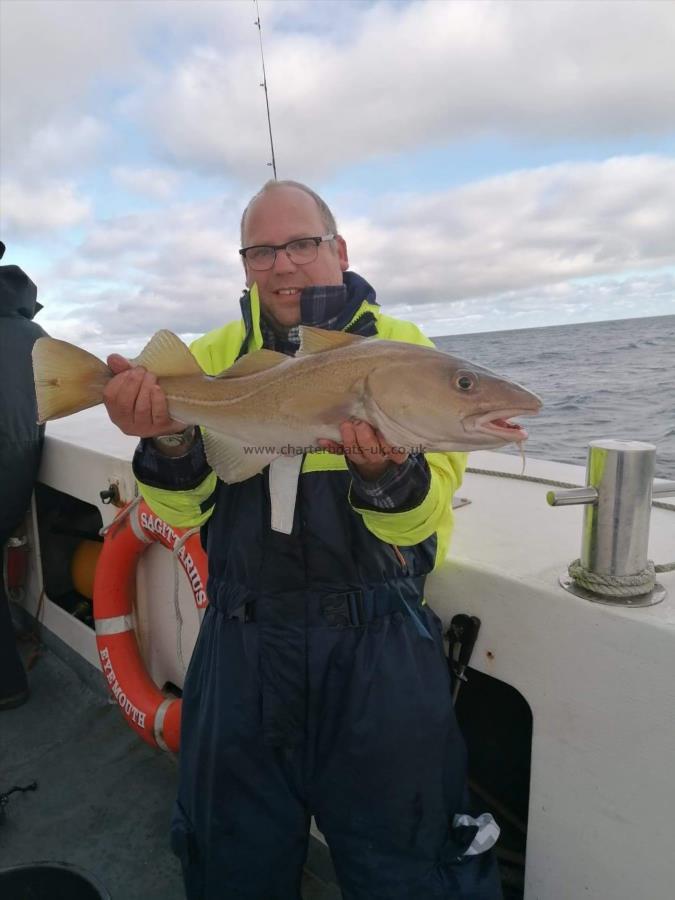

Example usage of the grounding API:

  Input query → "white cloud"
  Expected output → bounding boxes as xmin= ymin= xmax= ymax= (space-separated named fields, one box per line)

xmin=3 ymin=2 xmax=672 ymax=345
xmin=35 ymin=196 xmax=247 ymax=355
xmin=344 ymin=155 xmax=675 ymax=306
xmin=0 ymin=180 xmax=91 ymax=234
xmin=136 ymin=0 xmax=675 ymax=179
xmin=0 ymin=0 xmax=263 ymax=178
xmin=12 ymin=116 xmax=107 ymax=178
xmin=1 ymin=2 xmax=143 ymax=167
xmin=5 ymin=1 xmax=672 ymax=186
xmin=112 ymin=166 xmax=182 ymax=200
xmin=30 ymin=154 xmax=674 ymax=352
xmin=393 ymin=271 xmax=675 ymax=337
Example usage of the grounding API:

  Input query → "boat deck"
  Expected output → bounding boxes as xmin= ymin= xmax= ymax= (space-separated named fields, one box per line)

xmin=10 ymin=428 xmax=675 ymax=898
xmin=0 ymin=635 xmax=342 ymax=900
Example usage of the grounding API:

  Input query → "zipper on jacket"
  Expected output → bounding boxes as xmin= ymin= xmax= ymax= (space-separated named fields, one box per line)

xmin=391 ymin=544 xmax=408 ymax=572
xmin=344 ymin=311 xmax=377 ymax=335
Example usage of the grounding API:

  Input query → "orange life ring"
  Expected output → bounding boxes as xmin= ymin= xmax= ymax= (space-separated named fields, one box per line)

xmin=93 ymin=499 xmax=208 ymax=752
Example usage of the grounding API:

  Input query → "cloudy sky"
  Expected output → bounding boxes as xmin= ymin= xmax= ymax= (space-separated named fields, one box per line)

xmin=1 ymin=0 xmax=674 ymax=356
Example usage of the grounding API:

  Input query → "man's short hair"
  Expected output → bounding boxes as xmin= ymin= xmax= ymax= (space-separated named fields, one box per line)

xmin=240 ymin=180 xmax=338 ymax=245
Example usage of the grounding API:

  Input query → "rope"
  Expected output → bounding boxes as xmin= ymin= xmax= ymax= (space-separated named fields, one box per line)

xmin=466 ymin=466 xmax=675 ymax=595
xmin=98 ymin=494 xmax=142 ymax=538
xmin=467 ymin=466 xmax=675 ymax=509
xmin=466 ymin=467 xmax=582 ymax=491
xmin=568 ymin=559 xmax=657 ymax=597
xmin=171 ymin=527 xmax=201 ymax=673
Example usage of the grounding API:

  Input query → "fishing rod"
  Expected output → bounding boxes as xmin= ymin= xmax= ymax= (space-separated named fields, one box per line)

xmin=253 ymin=0 xmax=278 ymax=179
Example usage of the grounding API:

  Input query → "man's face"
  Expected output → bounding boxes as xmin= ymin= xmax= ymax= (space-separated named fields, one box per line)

xmin=242 ymin=186 xmax=349 ymax=329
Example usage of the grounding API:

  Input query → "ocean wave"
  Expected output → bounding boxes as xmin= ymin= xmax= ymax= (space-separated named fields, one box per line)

xmin=532 ymin=350 xmax=567 ymax=361
xmin=609 ymin=342 xmax=641 ymax=351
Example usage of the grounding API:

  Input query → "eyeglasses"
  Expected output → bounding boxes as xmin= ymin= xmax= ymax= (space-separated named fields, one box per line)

xmin=239 ymin=234 xmax=335 ymax=271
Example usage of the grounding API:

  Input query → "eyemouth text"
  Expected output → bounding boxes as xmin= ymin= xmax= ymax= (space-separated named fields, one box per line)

xmin=99 ymin=646 xmax=147 ymax=729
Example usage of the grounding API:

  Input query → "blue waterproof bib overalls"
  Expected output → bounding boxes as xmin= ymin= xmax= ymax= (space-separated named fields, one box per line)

xmin=136 ymin=283 xmax=502 ymax=899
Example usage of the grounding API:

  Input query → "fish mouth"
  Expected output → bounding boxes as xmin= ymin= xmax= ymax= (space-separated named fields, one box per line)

xmin=466 ymin=407 xmax=540 ymax=442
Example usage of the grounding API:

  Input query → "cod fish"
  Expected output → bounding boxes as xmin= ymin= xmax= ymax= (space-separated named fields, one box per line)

xmin=33 ymin=327 xmax=542 ymax=483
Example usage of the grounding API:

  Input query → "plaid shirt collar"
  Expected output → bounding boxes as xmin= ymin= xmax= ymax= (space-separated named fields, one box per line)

xmin=258 ymin=271 xmax=377 ymax=355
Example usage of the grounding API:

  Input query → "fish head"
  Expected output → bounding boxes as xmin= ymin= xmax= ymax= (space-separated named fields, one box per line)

xmin=364 ymin=347 xmax=543 ymax=451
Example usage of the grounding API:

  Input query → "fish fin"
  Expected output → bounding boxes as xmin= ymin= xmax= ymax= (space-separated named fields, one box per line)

xmin=215 ymin=349 xmax=288 ymax=378
xmin=296 ymin=326 xmax=367 ymax=356
xmin=131 ymin=330 xmax=202 ymax=377
xmin=279 ymin=391 xmax=355 ymax=425
xmin=202 ymin=430 xmax=280 ymax=483
xmin=32 ymin=337 xmax=111 ymax=423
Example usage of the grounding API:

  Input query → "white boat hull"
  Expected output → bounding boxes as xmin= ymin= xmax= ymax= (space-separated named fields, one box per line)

xmin=16 ymin=410 xmax=675 ymax=900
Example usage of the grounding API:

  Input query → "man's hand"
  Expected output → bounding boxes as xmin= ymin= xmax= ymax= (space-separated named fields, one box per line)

xmin=318 ymin=419 xmax=408 ymax=481
xmin=103 ymin=354 xmax=185 ymax=438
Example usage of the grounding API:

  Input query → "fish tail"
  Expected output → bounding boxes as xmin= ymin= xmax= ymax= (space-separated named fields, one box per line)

xmin=32 ymin=336 xmax=111 ymax=423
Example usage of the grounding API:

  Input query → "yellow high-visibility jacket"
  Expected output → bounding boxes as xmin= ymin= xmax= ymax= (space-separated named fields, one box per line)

xmin=134 ymin=283 xmax=466 ymax=570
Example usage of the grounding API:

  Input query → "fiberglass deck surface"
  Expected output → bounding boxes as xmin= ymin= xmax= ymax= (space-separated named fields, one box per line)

xmin=0 ymin=633 xmax=341 ymax=900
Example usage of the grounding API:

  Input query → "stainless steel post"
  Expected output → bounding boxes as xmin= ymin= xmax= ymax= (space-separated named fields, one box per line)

xmin=582 ymin=440 xmax=655 ymax=576
xmin=547 ymin=440 xmax=671 ymax=606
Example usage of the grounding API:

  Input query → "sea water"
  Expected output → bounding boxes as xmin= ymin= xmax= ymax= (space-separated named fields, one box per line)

xmin=434 ymin=314 xmax=675 ymax=479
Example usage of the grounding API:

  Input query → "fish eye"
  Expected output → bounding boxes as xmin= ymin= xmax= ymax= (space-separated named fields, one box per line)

xmin=455 ymin=371 xmax=478 ymax=392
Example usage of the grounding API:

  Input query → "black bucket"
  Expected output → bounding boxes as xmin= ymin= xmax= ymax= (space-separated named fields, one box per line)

xmin=0 ymin=861 xmax=111 ymax=900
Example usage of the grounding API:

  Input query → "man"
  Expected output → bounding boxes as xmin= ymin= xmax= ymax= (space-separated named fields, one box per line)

xmin=0 ymin=244 xmax=46 ymax=710
xmin=103 ymin=182 xmax=502 ymax=899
